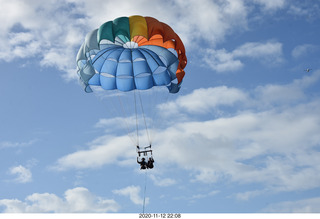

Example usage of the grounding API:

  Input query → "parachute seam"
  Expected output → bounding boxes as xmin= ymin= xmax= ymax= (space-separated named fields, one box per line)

xmin=97 ymin=49 xmax=116 ymax=74
xmin=140 ymin=47 xmax=165 ymax=67
xmin=91 ymin=46 xmax=118 ymax=65
xmin=132 ymin=49 xmax=152 ymax=74
xmin=134 ymin=49 xmax=154 ymax=86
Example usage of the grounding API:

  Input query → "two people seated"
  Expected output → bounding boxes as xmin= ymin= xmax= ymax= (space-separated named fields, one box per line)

xmin=136 ymin=145 xmax=154 ymax=170
xmin=137 ymin=157 xmax=154 ymax=170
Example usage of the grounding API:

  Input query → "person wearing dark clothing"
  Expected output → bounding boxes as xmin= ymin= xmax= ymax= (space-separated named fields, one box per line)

xmin=147 ymin=157 xmax=154 ymax=169
xmin=137 ymin=157 xmax=147 ymax=169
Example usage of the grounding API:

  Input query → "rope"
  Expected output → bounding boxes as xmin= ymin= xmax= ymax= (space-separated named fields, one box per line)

xmin=116 ymin=92 xmax=137 ymax=146
xmin=142 ymin=170 xmax=148 ymax=213
xmin=149 ymin=88 xmax=170 ymax=144
xmin=138 ymin=90 xmax=151 ymax=145
xmin=134 ymin=90 xmax=140 ymax=146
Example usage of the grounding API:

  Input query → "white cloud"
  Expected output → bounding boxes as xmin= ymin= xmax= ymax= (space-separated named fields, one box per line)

xmin=151 ymin=73 xmax=320 ymax=193
xmin=2 ymin=0 xmax=309 ymax=89
xmin=254 ymin=70 xmax=320 ymax=106
xmin=113 ymin=185 xmax=148 ymax=206
xmin=235 ymin=190 xmax=264 ymax=201
xmin=288 ymin=3 xmax=320 ymax=20
xmin=192 ymin=190 xmax=220 ymax=199
xmin=95 ymin=116 xmax=144 ymax=139
xmin=0 ymin=139 xmax=38 ymax=149
xmin=0 ymin=187 xmax=119 ymax=213
xmin=149 ymin=174 xmax=177 ymax=187
xmin=263 ymin=197 xmax=320 ymax=213
xmin=71 ymin=0 xmax=249 ymax=46
xmin=255 ymin=83 xmax=305 ymax=105
xmin=292 ymin=44 xmax=319 ymax=58
xmin=0 ymin=0 xmax=295 ymax=81
xmin=0 ymin=0 xmax=251 ymax=80
xmin=175 ymin=190 xmax=220 ymax=204
xmin=9 ymin=165 xmax=32 ymax=183
xmin=233 ymin=41 xmax=283 ymax=61
xmin=52 ymin=86 xmax=247 ymax=171
xmin=203 ymin=48 xmax=244 ymax=72
xmin=167 ymin=86 xmax=247 ymax=114
xmin=0 ymin=0 xmax=86 ymax=80
xmin=53 ymin=66 xmax=320 ymax=199
xmin=154 ymin=103 xmax=320 ymax=194
xmin=52 ymin=135 xmax=134 ymax=170
xmin=204 ymin=41 xmax=283 ymax=72
xmin=161 ymin=71 xmax=319 ymax=116
xmin=253 ymin=0 xmax=286 ymax=11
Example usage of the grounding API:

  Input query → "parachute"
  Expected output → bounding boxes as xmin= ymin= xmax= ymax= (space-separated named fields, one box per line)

xmin=76 ymin=16 xmax=187 ymax=160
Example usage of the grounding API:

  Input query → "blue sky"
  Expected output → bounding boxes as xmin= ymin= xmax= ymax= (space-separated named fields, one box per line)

xmin=1 ymin=0 xmax=320 ymax=213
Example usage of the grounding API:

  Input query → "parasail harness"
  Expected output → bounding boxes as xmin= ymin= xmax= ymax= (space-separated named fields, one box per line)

xmin=136 ymin=145 xmax=153 ymax=157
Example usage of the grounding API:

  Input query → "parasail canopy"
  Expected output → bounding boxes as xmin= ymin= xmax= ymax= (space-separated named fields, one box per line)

xmin=76 ymin=15 xmax=187 ymax=94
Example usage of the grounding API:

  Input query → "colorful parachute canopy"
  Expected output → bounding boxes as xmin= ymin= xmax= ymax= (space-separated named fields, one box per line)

xmin=76 ymin=16 xmax=187 ymax=93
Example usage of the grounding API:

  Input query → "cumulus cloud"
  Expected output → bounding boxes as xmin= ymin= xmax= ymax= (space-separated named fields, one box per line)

xmin=203 ymin=48 xmax=244 ymax=72
xmin=52 ymin=86 xmax=247 ymax=171
xmin=52 ymin=135 xmax=134 ymax=170
xmin=254 ymin=69 xmax=320 ymax=106
xmin=53 ymin=70 xmax=320 ymax=199
xmin=0 ymin=187 xmax=119 ymax=213
xmin=113 ymin=185 xmax=148 ymax=206
xmin=160 ymin=86 xmax=248 ymax=115
xmin=1 ymin=0 xmax=296 ymax=82
xmin=153 ymin=72 xmax=320 ymax=194
xmin=155 ymin=105 xmax=320 ymax=186
xmin=0 ymin=0 xmax=86 ymax=80
xmin=0 ymin=0 xmax=253 ymax=80
xmin=71 ymin=0 xmax=249 ymax=46
xmin=204 ymin=41 xmax=283 ymax=72
xmin=233 ymin=41 xmax=283 ymax=60
xmin=9 ymin=165 xmax=32 ymax=183
xmin=149 ymin=174 xmax=177 ymax=187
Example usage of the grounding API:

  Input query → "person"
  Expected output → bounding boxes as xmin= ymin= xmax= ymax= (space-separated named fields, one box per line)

xmin=147 ymin=157 xmax=154 ymax=169
xmin=137 ymin=157 xmax=147 ymax=170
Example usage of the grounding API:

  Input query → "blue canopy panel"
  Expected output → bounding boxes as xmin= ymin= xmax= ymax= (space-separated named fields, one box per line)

xmin=88 ymin=45 xmax=179 ymax=92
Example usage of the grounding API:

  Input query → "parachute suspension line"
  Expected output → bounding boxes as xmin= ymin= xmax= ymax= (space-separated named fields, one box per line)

xmin=138 ymin=90 xmax=151 ymax=145
xmin=142 ymin=170 xmax=148 ymax=213
xmin=116 ymin=92 xmax=137 ymax=146
xmin=134 ymin=90 xmax=140 ymax=147
xmin=149 ymin=88 xmax=170 ymax=144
